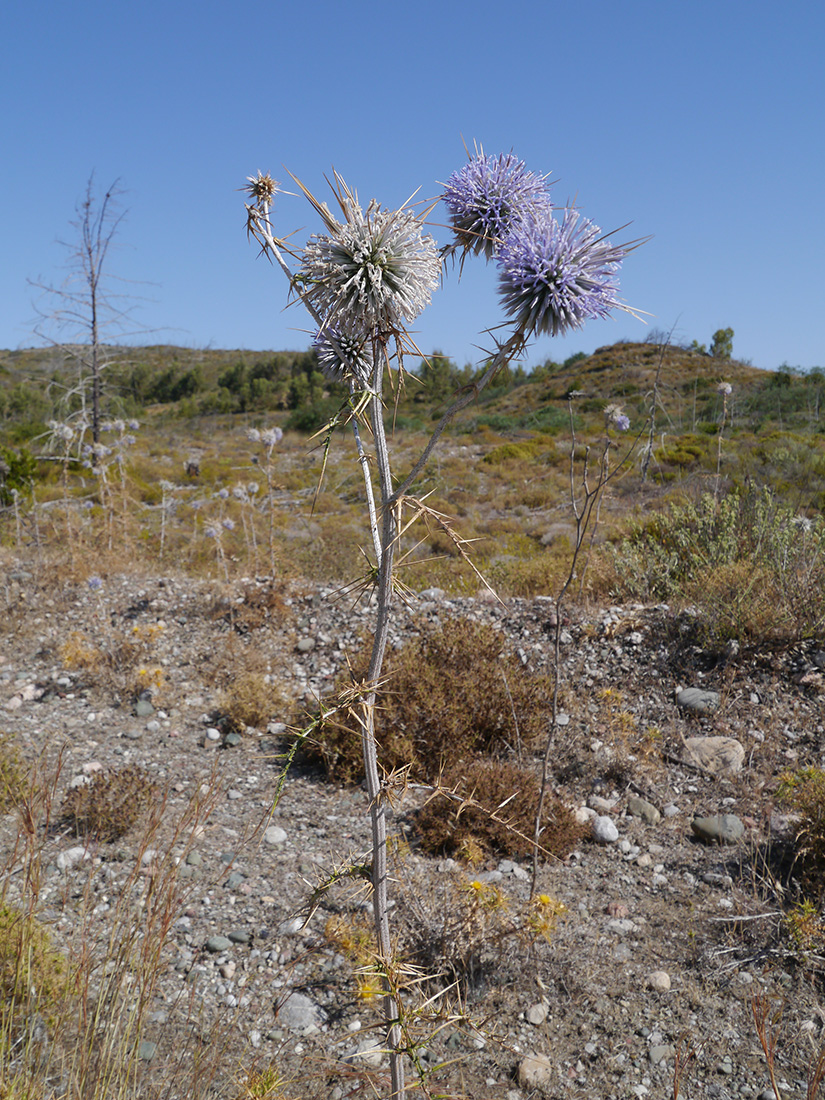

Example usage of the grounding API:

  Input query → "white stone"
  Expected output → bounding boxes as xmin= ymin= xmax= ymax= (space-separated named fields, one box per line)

xmin=57 ymin=845 xmax=91 ymax=871
xmin=683 ymin=736 xmax=745 ymax=775
xmin=592 ymin=816 xmax=619 ymax=844
xmin=264 ymin=825 xmax=287 ymax=845
xmin=647 ymin=970 xmax=671 ymax=992
xmin=518 ymin=1053 xmax=553 ymax=1088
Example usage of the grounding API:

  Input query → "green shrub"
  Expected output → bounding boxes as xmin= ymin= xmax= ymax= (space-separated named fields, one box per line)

xmin=0 ymin=904 xmax=70 ymax=1024
xmin=61 ymin=765 xmax=159 ymax=842
xmin=777 ymin=767 xmax=825 ymax=901
xmin=612 ymin=487 xmax=825 ymax=643
xmin=482 ymin=438 xmax=555 ymax=466
xmin=309 ymin=617 xmax=553 ymax=785
xmin=0 ymin=446 xmax=38 ymax=507
xmin=0 ymin=736 xmax=28 ymax=814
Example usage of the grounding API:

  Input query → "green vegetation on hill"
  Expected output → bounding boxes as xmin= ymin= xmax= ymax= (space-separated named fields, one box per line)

xmin=1 ymin=339 xmax=822 ymax=442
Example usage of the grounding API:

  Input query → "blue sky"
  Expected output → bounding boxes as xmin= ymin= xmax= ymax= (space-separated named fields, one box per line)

xmin=3 ymin=0 xmax=823 ymax=372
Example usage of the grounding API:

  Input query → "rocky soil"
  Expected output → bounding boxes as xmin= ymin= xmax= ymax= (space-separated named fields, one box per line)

xmin=2 ymin=560 xmax=825 ymax=1099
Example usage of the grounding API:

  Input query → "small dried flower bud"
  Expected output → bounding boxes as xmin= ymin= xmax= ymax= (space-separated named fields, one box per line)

xmin=244 ymin=172 xmax=279 ymax=205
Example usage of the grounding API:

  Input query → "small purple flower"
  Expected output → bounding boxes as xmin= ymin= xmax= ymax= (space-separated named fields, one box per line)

xmin=87 ymin=576 xmax=103 ymax=591
xmin=443 ymin=152 xmax=552 ymax=260
xmin=204 ymin=525 xmax=219 ymax=539
xmin=127 ymin=419 xmax=140 ymax=431
xmin=217 ymin=488 xmax=230 ymax=500
xmin=247 ymin=428 xmax=261 ymax=443
xmin=604 ymin=404 xmax=630 ymax=432
xmin=497 ymin=209 xmax=628 ymax=338
xmin=222 ymin=518 xmax=235 ymax=532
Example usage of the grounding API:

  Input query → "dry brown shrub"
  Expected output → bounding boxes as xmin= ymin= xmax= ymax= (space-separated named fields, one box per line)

xmin=218 ymin=672 xmax=286 ymax=732
xmin=308 ymin=617 xmax=553 ymax=785
xmin=415 ymin=758 xmax=584 ymax=861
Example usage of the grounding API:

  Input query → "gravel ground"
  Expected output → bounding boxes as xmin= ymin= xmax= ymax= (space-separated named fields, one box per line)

xmin=2 ymin=560 xmax=825 ymax=1099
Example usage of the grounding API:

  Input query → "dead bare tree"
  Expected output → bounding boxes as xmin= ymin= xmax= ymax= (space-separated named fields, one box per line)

xmin=29 ymin=175 xmax=141 ymax=442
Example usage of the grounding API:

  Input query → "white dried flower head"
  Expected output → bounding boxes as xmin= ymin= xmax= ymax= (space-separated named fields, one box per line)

xmin=314 ymin=324 xmax=374 ymax=386
xmin=247 ymin=428 xmax=261 ymax=443
xmin=260 ymin=428 xmax=283 ymax=448
xmin=48 ymin=420 xmax=74 ymax=443
xmin=247 ymin=482 xmax=259 ymax=496
xmin=300 ymin=193 xmax=440 ymax=335
xmin=717 ymin=381 xmax=733 ymax=396
xmin=232 ymin=485 xmax=248 ymax=501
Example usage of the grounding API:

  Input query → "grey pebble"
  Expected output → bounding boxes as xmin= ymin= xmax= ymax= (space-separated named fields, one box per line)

xmin=676 ymin=687 xmax=720 ymax=714
xmin=628 ymin=795 xmax=661 ymax=825
xmin=692 ymin=814 xmax=744 ymax=845
xmin=205 ymin=935 xmax=233 ymax=953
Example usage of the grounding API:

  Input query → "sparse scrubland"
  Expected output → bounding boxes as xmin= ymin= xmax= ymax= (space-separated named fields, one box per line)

xmin=1 ymin=336 xmax=825 ymax=1098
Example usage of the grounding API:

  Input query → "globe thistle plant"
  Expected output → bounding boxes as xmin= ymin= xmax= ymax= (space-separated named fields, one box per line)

xmin=497 ymin=208 xmax=629 ymax=338
xmin=299 ymin=198 xmax=440 ymax=336
xmin=443 ymin=151 xmax=552 ymax=260
xmin=243 ymin=150 xmax=643 ymax=1100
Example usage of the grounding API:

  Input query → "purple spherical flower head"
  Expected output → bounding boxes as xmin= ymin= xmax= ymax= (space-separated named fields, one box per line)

xmin=497 ymin=209 xmax=628 ymax=338
xmin=443 ymin=153 xmax=552 ymax=261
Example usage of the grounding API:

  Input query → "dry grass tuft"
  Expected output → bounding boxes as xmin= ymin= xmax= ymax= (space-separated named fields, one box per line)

xmin=217 ymin=672 xmax=286 ymax=732
xmin=61 ymin=765 xmax=159 ymax=842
